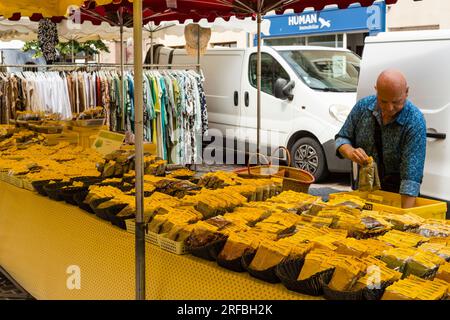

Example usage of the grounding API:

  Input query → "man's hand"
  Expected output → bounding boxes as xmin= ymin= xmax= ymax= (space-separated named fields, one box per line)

xmin=338 ymin=144 xmax=370 ymax=165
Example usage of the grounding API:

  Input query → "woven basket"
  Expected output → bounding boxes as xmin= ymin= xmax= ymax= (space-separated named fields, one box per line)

xmin=363 ymin=281 xmax=393 ymax=300
xmin=276 ymin=258 xmax=335 ymax=296
xmin=323 ymin=284 xmax=365 ymax=300
xmin=69 ymin=176 xmax=104 ymax=186
xmin=43 ymin=182 xmax=72 ymax=201
xmin=110 ymin=213 xmax=135 ymax=230
xmin=61 ymin=186 xmax=89 ymax=205
xmin=241 ymin=250 xmax=282 ymax=284
xmin=31 ymin=179 xmax=62 ymax=196
xmin=73 ymin=191 xmax=94 ymax=214
xmin=235 ymin=147 xmax=315 ymax=193
xmin=217 ymin=249 xmax=256 ymax=273
xmin=185 ymin=234 xmax=228 ymax=261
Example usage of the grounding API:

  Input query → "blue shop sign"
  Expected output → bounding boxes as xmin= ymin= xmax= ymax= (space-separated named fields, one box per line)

xmin=262 ymin=1 xmax=386 ymax=39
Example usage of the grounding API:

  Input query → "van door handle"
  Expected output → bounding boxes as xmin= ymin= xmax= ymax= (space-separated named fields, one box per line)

xmin=245 ymin=92 xmax=249 ymax=107
xmin=427 ymin=132 xmax=446 ymax=140
xmin=234 ymin=91 xmax=238 ymax=106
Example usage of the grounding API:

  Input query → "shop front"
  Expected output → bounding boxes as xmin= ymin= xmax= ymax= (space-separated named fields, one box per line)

xmin=261 ymin=1 xmax=387 ymax=56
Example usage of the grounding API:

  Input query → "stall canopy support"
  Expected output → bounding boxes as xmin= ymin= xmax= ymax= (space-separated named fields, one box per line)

xmin=133 ymin=0 xmax=146 ymax=301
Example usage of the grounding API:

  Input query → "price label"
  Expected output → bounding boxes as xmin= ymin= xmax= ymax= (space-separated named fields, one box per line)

xmin=92 ymin=130 xmax=125 ymax=155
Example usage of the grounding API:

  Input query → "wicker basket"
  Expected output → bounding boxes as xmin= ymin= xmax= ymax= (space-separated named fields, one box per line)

xmin=363 ymin=281 xmax=393 ymax=300
xmin=323 ymin=284 xmax=365 ymax=300
xmin=185 ymin=234 xmax=228 ymax=261
xmin=43 ymin=182 xmax=73 ymax=201
xmin=276 ymin=258 xmax=335 ymax=296
xmin=241 ymin=250 xmax=281 ymax=284
xmin=217 ymin=249 xmax=256 ymax=273
xmin=31 ymin=179 xmax=62 ymax=196
xmin=73 ymin=190 xmax=94 ymax=214
xmin=235 ymin=147 xmax=315 ymax=193
xmin=61 ymin=186 xmax=89 ymax=205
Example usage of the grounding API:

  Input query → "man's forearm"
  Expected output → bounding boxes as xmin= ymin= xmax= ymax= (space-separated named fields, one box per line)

xmin=401 ymin=195 xmax=416 ymax=209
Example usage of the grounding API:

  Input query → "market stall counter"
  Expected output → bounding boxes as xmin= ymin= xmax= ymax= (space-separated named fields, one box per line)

xmin=0 ymin=181 xmax=318 ymax=300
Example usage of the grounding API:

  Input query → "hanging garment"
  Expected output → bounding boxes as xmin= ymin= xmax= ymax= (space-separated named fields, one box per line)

xmin=38 ymin=19 xmax=58 ymax=64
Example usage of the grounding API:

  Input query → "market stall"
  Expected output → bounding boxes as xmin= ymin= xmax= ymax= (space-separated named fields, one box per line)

xmin=0 ymin=181 xmax=318 ymax=300
xmin=0 ymin=131 xmax=448 ymax=300
xmin=5 ymin=0 xmax=450 ymax=302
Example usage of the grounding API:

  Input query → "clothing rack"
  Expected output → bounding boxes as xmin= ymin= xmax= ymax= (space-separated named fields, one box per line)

xmin=0 ymin=62 xmax=202 ymax=126
xmin=0 ymin=65 xmax=207 ymax=165
xmin=0 ymin=63 xmax=201 ymax=69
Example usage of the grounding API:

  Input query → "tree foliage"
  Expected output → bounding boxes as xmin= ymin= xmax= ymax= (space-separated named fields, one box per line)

xmin=23 ymin=39 xmax=110 ymax=60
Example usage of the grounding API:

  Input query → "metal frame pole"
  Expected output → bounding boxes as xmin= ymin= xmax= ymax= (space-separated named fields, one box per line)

xmin=197 ymin=24 xmax=201 ymax=73
xmin=133 ymin=0 xmax=146 ymax=301
xmin=256 ymin=5 xmax=262 ymax=162
xmin=120 ymin=24 xmax=126 ymax=131
xmin=150 ymin=22 xmax=154 ymax=67
xmin=0 ymin=63 xmax=199 ymax=68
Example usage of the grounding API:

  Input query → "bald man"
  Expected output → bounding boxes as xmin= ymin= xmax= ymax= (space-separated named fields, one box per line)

xmin=335 ymin=69 xmax=427 ymax=208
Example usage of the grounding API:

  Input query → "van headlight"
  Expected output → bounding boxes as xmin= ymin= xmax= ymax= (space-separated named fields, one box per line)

xmin=329 ymin=104 xmax=351 ymax=123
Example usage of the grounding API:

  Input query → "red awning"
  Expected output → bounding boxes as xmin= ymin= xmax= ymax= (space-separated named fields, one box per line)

xmin=79 ymin=0 xmax=397 ymax=26
xmin=77 ymin=0 xmax=237 ymax=27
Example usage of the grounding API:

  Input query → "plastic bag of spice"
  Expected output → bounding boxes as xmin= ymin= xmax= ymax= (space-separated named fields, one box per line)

xmin=358 ymin=157 xmax=381 ymax=192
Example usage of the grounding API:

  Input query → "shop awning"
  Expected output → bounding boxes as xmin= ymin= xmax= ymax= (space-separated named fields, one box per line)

xmin=0 ymin=17 xmax=134 ymax=42
xmin=77 ymin=0 xmax=237 ymax=27
xmin=91 ymin=0 xmax=398 ymax=20
xmin=0 ymin=0 xmax=86 ymax=22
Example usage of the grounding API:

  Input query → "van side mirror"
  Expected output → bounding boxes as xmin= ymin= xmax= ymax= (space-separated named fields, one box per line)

xmin=274 ymin=78 xmax=295 ymax=101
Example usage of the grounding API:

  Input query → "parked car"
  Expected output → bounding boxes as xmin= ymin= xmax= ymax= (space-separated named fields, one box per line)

xmin=156 ymin=45 xmax=360 ymax=181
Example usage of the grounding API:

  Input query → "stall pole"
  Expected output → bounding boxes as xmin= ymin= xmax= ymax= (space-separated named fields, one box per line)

xmin=119 ymin=19 xmax=126 ymax=131
xmin=256 ymin=0 xmax=262 ymax=162
xmin=196 ymin=23 xmax=201 ymax=168
xmin=133 ymin=0 xmax=146 ymax=301
xmin=197 ymin=24 xmax=201 ymax=73
xmin=150 ymin=22 xmax=154 ymax=67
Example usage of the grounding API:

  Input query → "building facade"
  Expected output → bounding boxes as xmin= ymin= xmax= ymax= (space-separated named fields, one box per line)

xmin=387 ymin=0 xmax=450 ymax=31
xmin=105 ymin=0 xmax=450 ymax=62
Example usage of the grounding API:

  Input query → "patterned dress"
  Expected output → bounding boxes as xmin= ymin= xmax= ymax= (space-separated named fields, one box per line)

xmin=38 ymin=19 xmax=59 ymax=64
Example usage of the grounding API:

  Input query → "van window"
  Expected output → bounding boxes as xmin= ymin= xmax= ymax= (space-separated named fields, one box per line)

xmin=279 ymin=49 xmax=360 ymax=92
xmin=249 ymin=53 xmax=290 ymax=96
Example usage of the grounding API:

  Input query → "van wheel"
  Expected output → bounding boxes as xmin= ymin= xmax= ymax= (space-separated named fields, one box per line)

xmin=290 ymin=137 xmax=328 ymax=182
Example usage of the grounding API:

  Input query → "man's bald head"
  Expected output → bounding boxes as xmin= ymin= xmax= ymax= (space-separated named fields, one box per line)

xmin=376 ymin=69 xmax=408 ymax=94
xmin=375 ymin=69 xmax=409 ymax=123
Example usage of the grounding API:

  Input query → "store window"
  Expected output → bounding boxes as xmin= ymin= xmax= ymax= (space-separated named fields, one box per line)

xmin=249 ymin=53 xmax=290 ymax=96
xmin=211 ymin=42 xmax=237 ymax=48
xmin=264 ymin=37 xmax=306 ymax=46
xmin=308 ymin=34 xmax=342 ymax=48
xmin=265 ymin=34 xmax=344 ymax=48
xmin=169 ymin=45 xmax=185 ymax=49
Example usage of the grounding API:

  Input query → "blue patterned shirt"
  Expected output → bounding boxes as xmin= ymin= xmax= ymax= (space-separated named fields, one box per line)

xmin=335 ymin=95 xmax=427 ymax=197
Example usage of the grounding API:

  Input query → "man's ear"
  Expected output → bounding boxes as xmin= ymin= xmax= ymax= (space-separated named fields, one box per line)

xmin=374 ymin=85 xmax=377 ymax=93
xmin=405 ymin=86 xmax=409 ymax=98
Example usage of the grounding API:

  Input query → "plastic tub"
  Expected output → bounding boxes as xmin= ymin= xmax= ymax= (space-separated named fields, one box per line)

xmin=329 ymin=190 xmax=447 ymax=220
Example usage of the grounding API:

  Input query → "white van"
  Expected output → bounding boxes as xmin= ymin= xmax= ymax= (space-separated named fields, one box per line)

xmin=156 ymin=46 xmax=360 ymax=181
xmin=358 ymin=30 xmax=450 ymax=203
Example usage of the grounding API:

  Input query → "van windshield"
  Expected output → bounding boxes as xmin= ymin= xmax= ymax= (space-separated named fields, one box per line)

xmin=279 ymin=50 xmax=360 ymax=92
